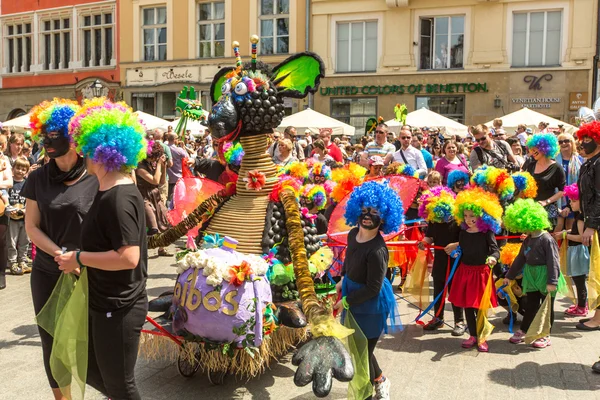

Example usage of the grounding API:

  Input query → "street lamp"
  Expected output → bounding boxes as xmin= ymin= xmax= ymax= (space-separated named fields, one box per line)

xmin=90 ymin=79 xmax=104 ymax=97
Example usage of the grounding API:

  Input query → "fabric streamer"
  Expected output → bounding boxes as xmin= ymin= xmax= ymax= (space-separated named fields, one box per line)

xmin=587 ymin=232 xmax=600 ymax=310
xmin=36 ymin=269 xmax=89 ymax=400
xmin=342 ymin=310 xmax=372 ymax=400
xmin=496 ymin=284 xmax=514 ymax=334
xmin=524 ymin=293 xmax=552 ymax=344
xmin=402 ymin=249 xmax=430 ymax=316
xmin=558 ymin=238 xmax=577 ymax=304
xmin=476 ymin=269 xmax=495 ymax=345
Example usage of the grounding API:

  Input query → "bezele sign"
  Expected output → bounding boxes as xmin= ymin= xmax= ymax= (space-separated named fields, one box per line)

xmin=512 ymin=74 xmax=561 ymax=108
xmin=319 ymin=82 xmax=488 ymax=96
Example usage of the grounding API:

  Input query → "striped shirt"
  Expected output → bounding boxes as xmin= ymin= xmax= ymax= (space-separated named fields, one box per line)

xmin=364 ymin=141 xmax=396 ymax=158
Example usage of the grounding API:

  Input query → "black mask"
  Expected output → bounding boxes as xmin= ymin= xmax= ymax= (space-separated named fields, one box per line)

xmin=582 ymin=140 xmax=598 ymax=155
xmin=359 ymin=210 xmax=381 ymax=231
xmin=43 ymin=133 xmax=71 ymax=159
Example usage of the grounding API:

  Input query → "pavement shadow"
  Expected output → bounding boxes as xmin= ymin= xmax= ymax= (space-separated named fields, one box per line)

xmin=0 ymin=323 xmax=41 ymax=350
xmin=147 ymin=286 xmax=176 ymax=298
xmin=488 ymin=361 xmax=600 ymax=390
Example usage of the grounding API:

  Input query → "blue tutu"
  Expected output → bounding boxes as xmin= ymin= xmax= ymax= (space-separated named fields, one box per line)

xmin=567 ymin=244 xmax=590 ymax=277
xmin=341 ymin=277 xmax=402 ymax=339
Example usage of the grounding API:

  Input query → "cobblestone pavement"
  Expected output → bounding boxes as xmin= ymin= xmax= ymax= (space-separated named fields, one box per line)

xmin=2 ymin=245 xmax=600 ymax=399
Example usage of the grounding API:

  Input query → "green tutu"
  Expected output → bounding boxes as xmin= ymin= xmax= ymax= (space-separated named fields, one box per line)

xmin=522 ymin=264 xmax=567 ymax=297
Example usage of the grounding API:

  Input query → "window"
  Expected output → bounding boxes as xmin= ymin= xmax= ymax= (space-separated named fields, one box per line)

xmin=416 ymin=96 xmax=465 ymax=124
xmin=5 ymin=22 xmax=32 ymax=73
xmin=420 ymin=16 xmax=464 ymax=70
xmin=259 ymin=0 xmax=289 ymax=55
xmin=198 ymin=2 xmax=225 ymax=58
xmin=512 ymin=11 xmax=562 ymax=67
xmin=336 ymin=21 xmax=377 ymax=73
xmin=331 ymin=97 xmax=377 ymax=136
xmin=142 ymin=7 xmax=167 ymax=61
xmin=41 ymin=18 xmax=71 ymax=70
xmin=81 ymin=12 xmax=114 ymax=67
xmin=132 ymin=93 xmax=156 ymax=115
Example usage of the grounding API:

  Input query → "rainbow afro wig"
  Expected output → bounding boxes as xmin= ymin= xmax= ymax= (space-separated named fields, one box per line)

xmin=511 ymin=171 xmax=538 ymax=199
xmin=308 ymin=162 xmax=332 ymax=182
xmin=70 ymin=98 xmax=147 ymax=172
xmin=278 ymin=161 xmax=308 ymax=181
xmin=269 ymin=175 xmax=303 ymax=202
xmin=564 ymin=183 xmax=579 ymax=201
xmin=527 ymin=133 xmax=559 ymax=159
xmin=418 ymin=186 xmax=456 ymax=223
xmin=331 ymin=163 xmax=367 ymax=203
xmin=301 ymin=184 xmax=328 ymax=210
xmin=503 ymin=198 xmax=551 ymax=233
xmin=447 ymin=170 xmax=470 ymax=189
xmin=470 ymin=165 xmax=515 ymax=202
xmin=223 ymin=141 xmax=244 ymax=167
xmin=29 ymin=98 xmax=80 ymax=142
xmin=344 ymin=180 xmax=404 ymax=234
xmin=454 ymin=187 xmax=503 ymax=233
xmin=577 ymin=121 xmax=600 ymax=143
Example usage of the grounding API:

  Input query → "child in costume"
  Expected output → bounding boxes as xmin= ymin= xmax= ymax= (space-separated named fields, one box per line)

xmin=504 ymin=199 xmax=566 ymax=348
xmin=446 ymin=187 xmax=502 ymax=352
xmin=419 ymin=186 xmax=465 ymax=336
xmin=299 ymin=184 xmax=328 ymax=235
xmin=446 ymin=169 xmax=469 ymax=195
xmin=334 ymin=181 xmax=403 ymax=400
xmin=554 ymin=183 xmax=589 ymax=317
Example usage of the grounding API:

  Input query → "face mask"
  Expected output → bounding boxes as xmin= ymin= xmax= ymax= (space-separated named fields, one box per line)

xmin=43 ymin=133 xmax=71 ymax=159
xmin=359 ymin=210 xmax=381 ymax=231
xmin=582 ymin=140 xmax=598 ymax=155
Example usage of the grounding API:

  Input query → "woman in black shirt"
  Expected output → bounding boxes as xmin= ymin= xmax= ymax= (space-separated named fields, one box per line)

xmin=23 ymin=99 xmax=97 ymax=400
xmin=55 ymin=100 xmax=148 ymax=400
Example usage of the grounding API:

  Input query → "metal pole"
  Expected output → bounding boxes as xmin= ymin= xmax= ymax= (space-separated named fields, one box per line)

xmin=306 ymin=0 xmax=313 ymax=110
xmin=592 ymin=0 xmax=600 ymax=103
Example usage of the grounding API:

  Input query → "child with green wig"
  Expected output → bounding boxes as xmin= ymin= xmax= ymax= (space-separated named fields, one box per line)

xmin=504 ymin=199 xmax=567 ymax=349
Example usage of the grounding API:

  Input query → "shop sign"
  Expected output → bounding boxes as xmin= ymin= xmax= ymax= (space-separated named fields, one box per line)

xmin=511 ymin=97 xmax=561 ymax=109
xmin=319 ymin=83 xmax=488 ymax=96
xmin=126 ymin=69 xmax=156 ymax=86
xmin=569 ymin=92 xmax=588 ymax=111
xmin=524 ymin=74 xmax=553 ymax=90
xmin=156 ymin=67 xmax=200 ymax=84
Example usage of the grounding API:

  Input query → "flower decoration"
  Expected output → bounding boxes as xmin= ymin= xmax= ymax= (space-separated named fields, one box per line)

xmin=244 ymin=170 xmax=266 ymax=191
xmin=202 ymin=233 xmax=225 ymax=249
xmin=229 ymin=261 xmax=253 ymax=286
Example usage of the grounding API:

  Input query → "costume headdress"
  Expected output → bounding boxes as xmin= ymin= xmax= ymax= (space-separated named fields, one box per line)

xmin=526 ymin=133 xmax=559 ymax=158
xmin=511 ymin=171 xmax=538 ymax=199
xmin=70 ymin=98 xmax=147 ymax=172
xmin=29 ymin=98 xmax=80 ymax=141
xmin=470 ymin=165 xmax=515 ymax=201
xmin=278 ymin=161 xmax=309 ymax=180
xmin=385 ymin=162 xmax=417 ymax=178
xmin=563 ymin=183 xmax=579 ymax=201
xmin=222 ymin=141 xmax=244 ymax=167
xmin=309 ymin=162 xmax=332 ymax=182
xmin=446 ymin=169 xmax=470 ymax=189
xmin=344 ymin=180 xmax=404 ymax=234
xmin=331 ymin=163 xmax=367 ymax=203
xmin=577 ymin=121 xmax=600 ymax=143
xmin=453 ymin=187 xmax=503 ymax=233
xmin=418 ymin=186 xmax=456 ymax=223
xmin=301 ymin=184 xmax=327 ymax=210
xmin=503 ymin=198 xmax=551 ymax=233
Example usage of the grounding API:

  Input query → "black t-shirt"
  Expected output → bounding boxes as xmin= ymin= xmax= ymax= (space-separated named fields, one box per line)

xmin=341 ymin=228 xmax=389 ymax=306
xmin=458 ymin=230 xmax=500 ymax=266
xmin=81 ymin=184 xmax=148 ymax=312
xmin=315 ymin=213 xmax=328 ymax=235
xmin=194 ymin=158 xmax=225 ymax=182
xmin=526 ymin=161 xmax=566 ymax=202
xmin=569 ymin=212 xmax=585 ymax=247
xmin=8 ymin=179 xmax=27 ymax=207
xmin=21 ymin=165 xmax=99 ymax=274
xmin=425 ymin=221 xmax=460 ymax=278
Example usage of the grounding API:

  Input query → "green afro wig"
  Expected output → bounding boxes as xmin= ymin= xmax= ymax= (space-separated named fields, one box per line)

xmin=503 ymin=198 xmax=551 ymax=233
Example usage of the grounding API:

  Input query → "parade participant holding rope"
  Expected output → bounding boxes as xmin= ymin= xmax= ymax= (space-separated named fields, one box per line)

xmin=55 ymin=99 xmax=148 ymax=399
xmin=334 ymin=181 xmax=403 ymax=400
xmin=23 ymin=98 xmax=97 ymax=400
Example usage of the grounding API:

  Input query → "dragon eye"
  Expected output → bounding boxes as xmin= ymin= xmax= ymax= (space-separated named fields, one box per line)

xmin=234 ymin=82 xmax=248 ymax=95
xmin=221 ymin=82 xmax=231 ymax=94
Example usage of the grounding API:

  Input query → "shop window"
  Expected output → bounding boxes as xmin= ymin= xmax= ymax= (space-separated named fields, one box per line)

xmin=331 ymin=97 xmax=377 ymax=136
xmin=142 ymin=6 xmax=167 ymax=61
xmin=198 ymin=2 xmax=225 ymax=58
xmin=81 ymin=11 xmax=114 ymax=67
xmin=4 ymin=22 xmax=32 ymax=73
xmin=336 ymin=21 xmax=377 ymax=73
xmin=132 ymin=93 xmax=156 ymax=115
xmin=419 ymin=16 xmax=464 ymax=70
xmin=416 ymin=96 xmax=465 ymax=124
xmin=40 ymin=17 xmax=71 ymax=70
xmin=159 ymin=92 xmax=178 ymax=119
xmin=512 ymin=11 xmax=561 ymax=67
xmin=259 ymin=0 xmax=289 ymax=55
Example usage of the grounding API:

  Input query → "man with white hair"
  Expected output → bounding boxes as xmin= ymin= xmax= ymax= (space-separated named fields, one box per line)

xmin=385 ymin=127 xmax=427 ymax=178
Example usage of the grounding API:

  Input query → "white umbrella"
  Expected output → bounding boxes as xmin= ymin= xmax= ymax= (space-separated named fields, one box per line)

xmin=133 ymin=111 xmax=172 ymax=131
xmin=485 ymin=107 xmax=577 ymax=135
xmin=385 ymin=108 xmax=469 ymax=138
xmin=277 ymin=108 xmax=355 ymax=136
xmin=2 ymin=113 xmax=32 ymax=133
xmin=172 ymin=118 xmax=208 ymax=137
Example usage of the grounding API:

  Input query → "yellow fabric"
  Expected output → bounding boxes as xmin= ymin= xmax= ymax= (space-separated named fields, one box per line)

xmin=476 ymin=271 xmax=495 ymax=345
xmin=559 ymin=238 xmax=577 ymax=304
xmin=343 ymin=310 xmax=372 ymax=400
xmin=308 ymin=247 xmax=334 ymax=273
xmin=403 ymin=249 xmax=430 ymax=311
xmin=524 ymin=293 xmax=552 ymax=344
xmin=309 ymin=313 xmax=354 ymax=340
xmin=588 ymin=232 xmax=600 ymax=310
xmin=495 ymin=279 xmax=520 ymax=314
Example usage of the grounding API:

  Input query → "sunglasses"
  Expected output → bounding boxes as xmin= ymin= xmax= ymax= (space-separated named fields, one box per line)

xmin=375 ymin=130 xmax=386 ymax=134
xmin=558 ymin=140 xmax=571 ymax=145
xmin=401 ymin=136 xmax=411 ymax=140
xmin=476 ymin=136 xmax=488 ymax=143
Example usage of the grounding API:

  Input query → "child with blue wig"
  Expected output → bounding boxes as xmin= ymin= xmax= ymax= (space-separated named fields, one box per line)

xmin=333 ymin=180 xmax=403 ymax=400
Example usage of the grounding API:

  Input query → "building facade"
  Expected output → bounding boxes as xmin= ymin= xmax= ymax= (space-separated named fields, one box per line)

xmin=311 ymin=0 xmax=598 ymax=136
xmin=0 ymin=0 xmax=120 ymax=120
xmin=119 ymin=0 xmax=308 ymax=120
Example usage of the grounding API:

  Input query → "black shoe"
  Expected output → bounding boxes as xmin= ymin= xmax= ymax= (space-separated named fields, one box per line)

xmin=580 ymin=318 xmax=591 ymax=324
xmin=423 ymin=318 xmax=444 ymax=331
xmin=451 ymin=322 xmax=467 ymax=336
xmin=593 ymin=361 xmax=600 ymax=374
xmin=576 ymin=322 xmax=600 ymax=331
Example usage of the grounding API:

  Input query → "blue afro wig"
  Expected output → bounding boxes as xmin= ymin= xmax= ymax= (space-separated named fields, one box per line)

xmin=447 ymin=169 xmax=470 ymax=189
xmin=344 ymin=180 xmax=404 ymax=234
xmin=526 ymin=133 xmax=559 ymax=159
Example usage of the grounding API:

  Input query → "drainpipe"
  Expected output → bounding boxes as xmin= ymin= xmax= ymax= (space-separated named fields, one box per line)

xmin=306 ymin=0 xmax=313 ymax=110
xmin=592 ymin=0 xmax=600 ymax=104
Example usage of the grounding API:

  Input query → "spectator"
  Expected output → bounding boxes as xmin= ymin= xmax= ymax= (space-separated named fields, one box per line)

xmin=152 ymin=129 xmax=173 ymax=205
xmin=435 ymin=140 xmax=470 ymax=185
xmin=272 ymin=138 xmax=298 ymax=167
xmin=556 ymin=133 xmax=583 ymax=229
xmin=469 ymin=124 xmax=517 ymax=170
xmin=166 ymin=133 xmax=188 ymax=204
xmin=7 ymin=132 xmax=24 ymax=168
xmin=0 ymin=134 xmax=12 ymax=289
xmin=492 ymin=128 xmax=507 ymax=142
xmin=507 ymin=137 xmax=525 ymax=169
xmin=363 ymin=123 xmax=396 ymax=160
xmin=386 ymin=128 xmax=427 ymax=178
xmin=312 ymin=139 xmax=336 ymax=166
xmin=492 ymin=118 xmax=503 ymax=130
xmin=317 ymin=128 xmax=344 ymax=163
xmin=516 ymin=124 xmax=529 ymax=147
xmin=538 ymin=121 xmax=550 ymax=133
xmin=269 ymin=126 xmax=304 ymax=161
xmin=7 ymin=156 xmax=30 ymax=275
xmin=304 ymin=129 xmax=313 ymax=145
xmin=411 ymin=133 xmax=433 ymax=172
xmin=366 ymin=156 xmax=384 ymax=179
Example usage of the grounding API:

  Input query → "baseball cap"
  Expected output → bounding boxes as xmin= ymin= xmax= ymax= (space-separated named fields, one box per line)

xmin=304 ymin=129 xmax=311 ymax=134
xmin=525 ymin=128 xmax=533 ymax=134
xmin=369 ymin=156 xmax=384 ymax=166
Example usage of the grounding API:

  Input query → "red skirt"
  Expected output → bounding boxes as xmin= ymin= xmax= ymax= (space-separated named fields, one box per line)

xmin=448 ymin=263 xmax=498 ymax=309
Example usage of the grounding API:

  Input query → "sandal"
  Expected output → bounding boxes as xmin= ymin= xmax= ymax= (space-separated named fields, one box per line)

xmin=158 ymin=249 xmax=174 ymax=257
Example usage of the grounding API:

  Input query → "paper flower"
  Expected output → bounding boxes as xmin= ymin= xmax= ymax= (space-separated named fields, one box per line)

xmin=244 ymin=170 xmax=266 ymax=191
xmin=203 ymin=233 xmax=224 ymax=249
xmin=229 ymin=261 xmax=253 ymax=286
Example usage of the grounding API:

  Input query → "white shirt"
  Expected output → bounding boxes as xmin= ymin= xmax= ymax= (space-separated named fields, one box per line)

xmin=517 ymin=131 xmax=528 ymax=146
xmin=392 ymin=145 xmax=428 ymax=178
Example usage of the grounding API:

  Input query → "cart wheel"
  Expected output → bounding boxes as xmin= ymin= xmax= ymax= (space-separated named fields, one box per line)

xmin=207 ymin=370 xmax=227 ymax=385
xmin=177 ymin=351 xmax=200 ymax=378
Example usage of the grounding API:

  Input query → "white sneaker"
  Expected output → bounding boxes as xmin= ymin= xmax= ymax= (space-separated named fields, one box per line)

xmin=374 ymin=376 xmax=390 ymax=400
